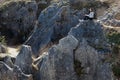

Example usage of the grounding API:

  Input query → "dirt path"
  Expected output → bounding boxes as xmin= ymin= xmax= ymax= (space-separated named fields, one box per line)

xmin=7 ymin=46 xmax=20 ymax=57
xmin=103 ymin=24 xmax=120 ymax=32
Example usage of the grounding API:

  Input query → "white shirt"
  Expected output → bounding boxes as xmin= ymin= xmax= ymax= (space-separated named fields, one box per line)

xmin=87 ymin=12 xmax=94 ymax=18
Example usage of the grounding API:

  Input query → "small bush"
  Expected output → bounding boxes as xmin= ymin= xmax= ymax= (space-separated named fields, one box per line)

xmin=0 ymin=36 xmax=6 ymax=45
xmin=107 ymin=33 xmax=120 ymax=45
xmin=112 ymin=64 xmax=120 ymax=78
xmin=112 ymin=45 xmax=120 ymax=54
xmin=28 ymin=8 xmax=33 ymax=12
xmin=74 ymin=60 xmax=84 ymax=76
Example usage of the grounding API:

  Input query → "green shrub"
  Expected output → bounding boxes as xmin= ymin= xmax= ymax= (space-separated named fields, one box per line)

xmin=74 ymin=60 xmax=84 ymax=76
xmin=28 ymin=8 xmax=33 ymax=12
xmin=112 ymin=45 xmax=120 ymax=54
xmin=112 ymin=64 xmax=120 ymax=78
xmin=107 ymin=33 xmax=120 ymax=45
xmin=0 ymin=36 xmax=6 ymax=45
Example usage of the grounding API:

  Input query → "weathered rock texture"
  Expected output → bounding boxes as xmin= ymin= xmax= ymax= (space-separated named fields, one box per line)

xmin=15 ymin=45 xmax=33 ymax=74
xmin=0 ymin=61 xmax=33 ymax=80
xmin=0 ymin=1 xmax=116 ymax=80
xmin=31 ymin=20 xmax=113 ymax=80
xmin=0 ymin=0 xmax=37 ymax=44
xmin=99 ymin=4 xmax=120 ymax=27
xmin=69 ymin=20 xmax=107 ymax=49
xmin=0 ymin=43 xmax=7 ymax=53
xmin=0 ymin=56 xmax=14 ymax=68
xmin=26 ymin=4 xmax=79 ymax=57
xmin=75 ymin=39 xmax=113 ymax=80
xmin=36 ymin=35 xmax=78 ymax=80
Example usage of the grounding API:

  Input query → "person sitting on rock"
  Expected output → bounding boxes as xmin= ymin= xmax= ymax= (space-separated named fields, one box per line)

xmin=84 ymin=8 xmax=95 ymax=20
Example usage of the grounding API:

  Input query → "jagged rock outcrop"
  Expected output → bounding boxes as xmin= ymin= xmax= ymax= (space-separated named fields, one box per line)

xmin=75 ymin=39 xmax=113 ymax=80
xmin=96 ymin=63 xmax=113 ymax=80
xmin=0 ymin=61 xmax=33 ymax=80
xmin=32 ymin=20 xmax=113 ymax=80
xmin=69 ymin=20 xmax=107 ymax=49
xmin=0 ymin=43 xmax=7 ymax=53
xmin=26 ymin=4 xmax=79 ymax=57
xmin=0 ymin=56 xmax=14 ymax=68
xmin=15 ymin=45 xmax=33 ymax=74
xmin=0 ymin=0 xmax=37 ymax=44
xmin=33 ymin=35 xmax=78 ymax=80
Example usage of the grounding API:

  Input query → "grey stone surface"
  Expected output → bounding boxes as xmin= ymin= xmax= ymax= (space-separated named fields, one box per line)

xmin=75 ymin=39 xmax=99 ymax=80
xmin=96 ymin=63 xmax=114 ymax=80
xmin=0 ymin=44 xmax=7 ymax=53
xmin=69 ymin=20 xmax=107 ymax=49
xmin=0 ymin=61 xmax=33 ymax=80
xmin=2 ymin=56 xmax=14 ymax=68
xmin=15 ymin=45 xmax=33 ymax=74
xmin=75 ymin=39 xmax=113 ymax=80
xmin=26 ymin=4 xmax=79 ymax=57
xmin=37 ymin=35 xmax=78 ymax=80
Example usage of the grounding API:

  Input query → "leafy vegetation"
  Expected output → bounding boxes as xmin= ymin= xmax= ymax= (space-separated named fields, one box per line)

xmin=107 ymin=33 xmax=120 ymax=45
xmin=112 ymin=64 xmax=120 ymax=78
xmin=106 ymin=31 xmax=120 ymax=78
xmin=74 ymin=60 xmax=84 ymax=76
xmin=0 ymin=36 xmax=6 ymax=45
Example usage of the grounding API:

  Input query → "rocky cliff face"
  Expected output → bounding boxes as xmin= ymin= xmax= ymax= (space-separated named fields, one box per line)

xmin=0 ymin=61 xmax=33 ymax=80
xmin=0 ymin=43 xmax=7 ymax=53
xmin=29 ymin=20 xmax=113 ymax=80
xmin=25 ymin=3 xmax=79 ymax=57
xmin=0 ymin=0 xmax=119 ymax=80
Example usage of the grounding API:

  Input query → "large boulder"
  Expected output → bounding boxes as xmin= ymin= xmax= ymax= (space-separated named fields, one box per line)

xmin=34 ymin=35 xmax=78 ymax=80
xmin=0 ymin=61 xmax=33 ymax=80
xmin=15 ymin=45 xmax=33 ymax=74
xmin=25 ymin=4 xmax=79 ymax=57
xmin=0 ymin=0 xmax=37 ymax=44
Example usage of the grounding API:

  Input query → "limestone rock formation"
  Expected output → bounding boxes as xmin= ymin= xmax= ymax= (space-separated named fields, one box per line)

xmin=35 ymin=35 xmax=78 ymax=80
xmin=96 ymin=63 xmax=113 ymax=80
xmin=1 ymin=56 xmax=14 ymax=68
xmin=0 ymin=0 xmax=37 ymax=44
xmin=15 ymin=45 xmax=33 ymax=74
xmin=26 ymin=4 xmax=79 ymax=57
xmin=69 ymin=20 xmax=107 ymax=49
xmin=32 ymin=21 xmax=113 ymax=80
xmin=0 ymin=61 xmax=33 ymax=80
xmin=75 ymin=39 xmax=113 ymax=80
xmin=0 ymin=43 xmax=7 ymax=53
xmin=0 ymin=0 xmax=118 ymax=80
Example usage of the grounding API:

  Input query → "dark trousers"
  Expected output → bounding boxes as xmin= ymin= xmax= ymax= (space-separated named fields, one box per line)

xmin=84 ymin=16 xmax=93 ymax=20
